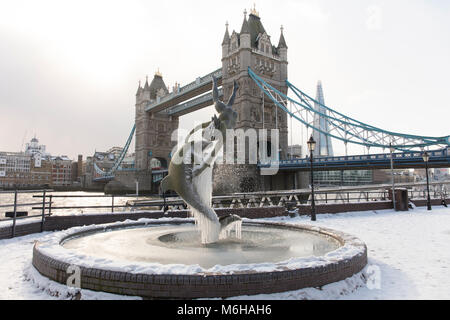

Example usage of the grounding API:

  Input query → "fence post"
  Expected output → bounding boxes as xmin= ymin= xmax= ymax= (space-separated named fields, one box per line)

xmin=49 ymin=195 xmax=52 ymax=216
xmin=11 ymin=189 xmax=18 ymax=238
xmin=41 ymin=190 xmax=46 ymax=232
xmin=112 ymin=195 xmax=115 ymax=213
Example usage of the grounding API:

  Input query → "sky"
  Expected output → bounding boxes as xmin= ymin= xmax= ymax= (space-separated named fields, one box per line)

xmin=0 ymin=0 xmax=449 ymax=160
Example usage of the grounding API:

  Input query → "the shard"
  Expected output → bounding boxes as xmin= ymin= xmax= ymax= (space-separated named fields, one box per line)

xmin=312 ymin=81 xmax=334 ymax=157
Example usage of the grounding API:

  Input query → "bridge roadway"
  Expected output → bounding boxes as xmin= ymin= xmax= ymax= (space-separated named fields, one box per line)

xmin=145 ymin=68 xmax=222 ymax=115
xmin=165 ymin=88 xmax=223 ymax=117
xmin=97 ymin=148 xmax=449 ymax=183
xmin=259 ymin=148 xmax=450 ymax=172
xmin=143 ymin=148 xmax=449 ymax=184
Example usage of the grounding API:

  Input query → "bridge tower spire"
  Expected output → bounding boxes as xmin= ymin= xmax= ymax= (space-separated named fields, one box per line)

xmin=222 ymin=22 xmax=230 ymax=57
xmin=135 ymin=80 xmax=142 ymax=96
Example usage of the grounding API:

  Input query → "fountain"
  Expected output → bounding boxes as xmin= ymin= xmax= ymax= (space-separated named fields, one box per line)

xmin=159 ymin=76 xmax=241 ymax=244
xmin=32 ymin=77 xmax=367 ymax=299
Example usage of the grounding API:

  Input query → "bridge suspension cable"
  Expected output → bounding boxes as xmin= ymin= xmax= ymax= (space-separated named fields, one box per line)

xmin=248 ymin=67 xmax=450 ymax=151
xmin=94 ymin=124 xmax=136 ymax=179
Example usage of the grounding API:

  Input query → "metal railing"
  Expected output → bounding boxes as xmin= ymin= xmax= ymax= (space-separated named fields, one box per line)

xmin=30 ymin=193 xmax=154 ymax=213
xmin=1 ymin=191 xmax=161 ymax=238
xmin=125 ymin=181 xmax=450 ymax=211
xmin=0 ymin=189 xmax=53 ymax=237
xmin=2 ymin=181 xmax=448 ymax=238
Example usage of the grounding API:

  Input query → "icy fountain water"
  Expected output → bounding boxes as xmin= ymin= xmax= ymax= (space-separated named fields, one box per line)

xmin=183 ymin=119 xmax=243 ymax=244
xmin=61 ymin=223 xmax=339 ymax=268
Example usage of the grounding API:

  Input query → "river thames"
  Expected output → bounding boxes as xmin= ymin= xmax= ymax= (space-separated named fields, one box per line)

xmin=0 ymin=191 xmax=157 ymax=220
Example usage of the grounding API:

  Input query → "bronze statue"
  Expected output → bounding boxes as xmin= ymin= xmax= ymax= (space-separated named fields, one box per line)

xmin=160 ymin=76 xmax=241 ymax=243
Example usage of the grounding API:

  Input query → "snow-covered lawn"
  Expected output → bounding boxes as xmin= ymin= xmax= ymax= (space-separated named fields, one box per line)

xmin=1 ymin=206 xmax=449 ymax=300
xmin=263 ymin=206 xmax=450 ymax=300
xmin=0 ymin=232 xmax=138 ymax=300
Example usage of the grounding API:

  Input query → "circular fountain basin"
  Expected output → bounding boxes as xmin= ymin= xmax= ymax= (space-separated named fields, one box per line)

xmin=32 ymin=218 xmax=367 ymax=299
xmin=62 ymin=224 xmax=340 ymax=268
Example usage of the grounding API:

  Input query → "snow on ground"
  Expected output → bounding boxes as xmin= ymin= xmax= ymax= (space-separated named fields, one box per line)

xmin=258 ymin=206 xmax=450 ymax=300
xmin=0 ymin=232 xmax=140 ymax=300
xmin=1 ymin=206 xmax=449 ymax=299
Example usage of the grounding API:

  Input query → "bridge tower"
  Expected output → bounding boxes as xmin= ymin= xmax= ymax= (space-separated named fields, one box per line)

xmin=214 ymin=7 xmax=289 ymax=193
xmin=135 ymin=72 xmax=179 ymax=172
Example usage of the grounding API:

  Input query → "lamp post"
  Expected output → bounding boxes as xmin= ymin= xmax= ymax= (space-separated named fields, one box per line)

xmin=389 ymin=143 xmax=396 ymax=211
xmin=422 ymin=151 xmax=432 ymax=211
xmin=307 ymin=136 xmax=317 ymax=221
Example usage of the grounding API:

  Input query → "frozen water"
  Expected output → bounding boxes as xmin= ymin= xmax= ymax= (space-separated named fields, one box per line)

xmin=62 ymin=224 xmax=340 ymax=268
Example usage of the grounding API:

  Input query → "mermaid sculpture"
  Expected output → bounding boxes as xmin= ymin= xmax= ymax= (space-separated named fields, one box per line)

xmin=160 ymin=77 xmax=241 ymax=244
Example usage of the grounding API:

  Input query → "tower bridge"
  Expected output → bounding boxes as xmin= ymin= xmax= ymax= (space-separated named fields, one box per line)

xmin=92 ymin=7 xmax=449 ymax=194
xmin=131 ymin=8 xmax=290 ymax=194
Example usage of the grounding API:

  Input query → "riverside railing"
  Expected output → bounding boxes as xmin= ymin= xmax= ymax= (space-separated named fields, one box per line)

xmin=2 ymin=181 xmax=449 ymax=238
xmin=124 ymin=181 xmax=450 ymax=212
xmin=1 ymin=191 xmax=157 ymax=238
xmin=0 ymin=189 xmax=53 ymax=237
xmin=30 ymin=193 xmax=156 ymax=213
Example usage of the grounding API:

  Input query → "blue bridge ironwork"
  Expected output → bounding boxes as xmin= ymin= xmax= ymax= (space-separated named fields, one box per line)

xmin=94 ymin=66 xmax=449 ymax=182
xmin=248 ymin=67 xmax=450 ymax=151
xmin=93 ymin=124 xmax=136 ymax=182
xmin=259 ymin=148 xmax=450 ymax=172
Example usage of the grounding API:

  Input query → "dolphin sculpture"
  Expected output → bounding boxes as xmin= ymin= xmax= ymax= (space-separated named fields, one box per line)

xmin=160 ymin=77 xmax=241 ymax=244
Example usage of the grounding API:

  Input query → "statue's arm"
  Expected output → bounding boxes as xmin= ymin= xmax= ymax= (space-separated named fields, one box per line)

xmin=212 ymin=76 xmax=226 ymax=113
